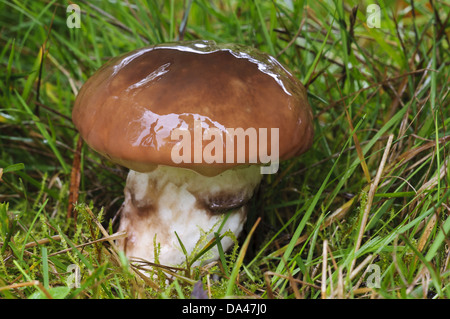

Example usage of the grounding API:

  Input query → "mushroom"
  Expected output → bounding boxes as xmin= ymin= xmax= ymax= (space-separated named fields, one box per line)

xmin=72 ymin=40 xmax=314 ymax=267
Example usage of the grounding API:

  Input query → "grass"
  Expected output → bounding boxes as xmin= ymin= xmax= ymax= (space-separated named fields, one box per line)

xmin=0 ymin=0 xmax=449 ymax=299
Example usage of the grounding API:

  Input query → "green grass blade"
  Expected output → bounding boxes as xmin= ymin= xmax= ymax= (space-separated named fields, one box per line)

xmin=14 ymin=90 xmax=69 ymax=174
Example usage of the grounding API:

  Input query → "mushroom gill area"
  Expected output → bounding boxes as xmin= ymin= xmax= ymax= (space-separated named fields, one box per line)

xmin=116 ymin=165 xmax=262 ymax=266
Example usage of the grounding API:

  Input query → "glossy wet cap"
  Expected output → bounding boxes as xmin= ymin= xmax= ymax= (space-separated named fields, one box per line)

xmin=72 ymin=40 xmax=314 ymax=175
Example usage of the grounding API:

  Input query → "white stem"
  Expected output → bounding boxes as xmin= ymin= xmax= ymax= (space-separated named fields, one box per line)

xmin=116 ymin=165 xmax=262 ymax=266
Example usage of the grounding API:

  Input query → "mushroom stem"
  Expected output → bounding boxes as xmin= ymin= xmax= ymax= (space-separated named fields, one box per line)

xmin=116 ymin=165 xmax=262 ymax=266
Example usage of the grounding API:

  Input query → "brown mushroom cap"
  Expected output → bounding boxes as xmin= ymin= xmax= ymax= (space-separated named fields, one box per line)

xmin=72 ymin=40 xmax=314 ymax=176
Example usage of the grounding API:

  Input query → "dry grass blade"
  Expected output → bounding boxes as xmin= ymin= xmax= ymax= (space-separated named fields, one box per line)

xmin=1 ymin=235 xmax=61 ymax=250
xmin=0 ymin=280 xmax=52 ymax=299
xmin=321 ymin=239 xmax=328 ymax=299
xmin=68 ymin=136 xmax=83 ymax=222
xmin=84 ymin=205 xmax=122 ymax=253
xmin=129 ymin=257 xmax=186 ymax=273
xmin=0 ymin=280 xmax=40 ymax=292
xmin=263 ymin=270 xmax=320 ymax=299
xmin=47 ymin=231 xmax=126 ymax=257
xmin=350 ymin=254 xmax=374 ymax=281
xmin=351 ymin=134 xmax=394 ymax=273
xmin=391 ymin=135 xmax=450 ymax=169
xmin=322 ymin=195 xmax=358 ymax=229
xmin=416 ymin=213 xmax=438 ymax=261
xmin=416 ymin=157 xmax=448 ymax=194
xmin=130 ymin=258 xmax=196 ymax=287
xmin=263 ymin=271 xmax=275 ymax=299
